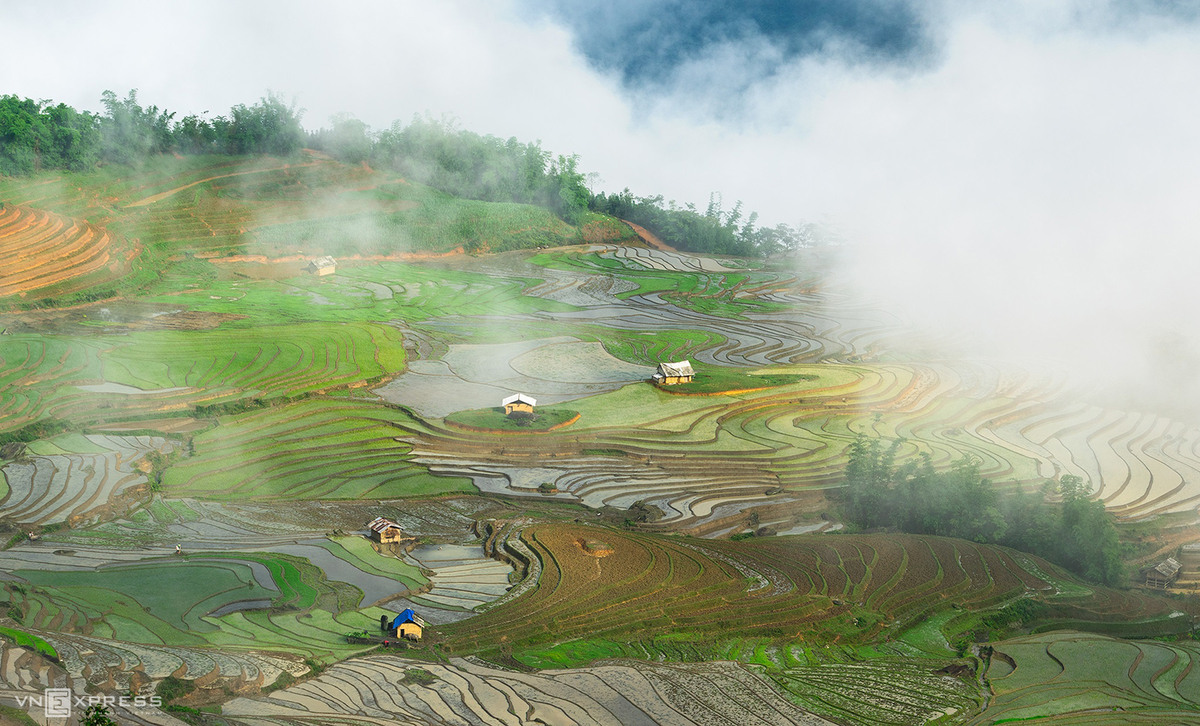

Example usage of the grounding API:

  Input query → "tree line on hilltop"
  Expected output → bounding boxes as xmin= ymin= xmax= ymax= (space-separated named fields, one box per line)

xmin=837 ymin=435 xmax=1125 ymax=586
xmin=0 ymin=90 xmax=826 ymax=256
xmin=0 ymin=90 xmax=306 ymax=174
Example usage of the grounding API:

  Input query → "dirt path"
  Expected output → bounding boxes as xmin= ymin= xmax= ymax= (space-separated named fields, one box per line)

xmin=622 ymin=219 xmax=678 ymax=252
xmin=124 ymin=162 xmax=321 ymax=208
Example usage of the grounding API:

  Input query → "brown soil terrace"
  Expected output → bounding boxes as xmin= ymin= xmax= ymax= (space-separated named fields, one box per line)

xmin=622 ymin=219 xmax=678 ymax=252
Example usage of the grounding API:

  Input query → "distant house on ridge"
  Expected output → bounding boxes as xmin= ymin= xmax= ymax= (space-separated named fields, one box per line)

xmin=1144 ymin=557 xmax=1182 ymax=589
xmin=1182 ymin=543 xmax=1200 ymax=572
xmin=307 ymin=256 xmax=337 ymax=276
xmin=653 ymin=360 xmax=695 ymax=385
xmin=391 ymin=608 xmax=426 ymax=640
xmin=367 ymin=516 xmax=412 ymax=545
xmin=502 ymin=393 xmax=537 ymax=415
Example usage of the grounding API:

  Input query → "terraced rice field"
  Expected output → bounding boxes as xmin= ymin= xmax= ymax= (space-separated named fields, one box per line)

xmin=0 ymin=433 xmax=177 ymax=525
xmin=100 ymin=321 xmax=405 ymax=396
xmin=585 ymin=243 xmax=744 ymax=273
xmin=971 ymin=631 xmax=1200 ymax=724
xmin=222 ymin=654 xmax=834 ymax=726
xmin=6 ymin=152 xmax=1200 ymax=721
xmin=162 ymin=399 xmax=472 ymax=500
xmin=441 ymin=524 xmax=1176 ymax=663
xmin=2 ymin=545 xmax=399 ymax=677
xmin=378 ymin=335 xmax=654 ymax=417
xmin=0 ymin=321 xmax=405 ymax=436
xmin=405 ymin=543 xmax=513 ymax=611
xmin=397 ymin=355 xmax=1200 ymax=524
xmin=14 ymin=560 xmax=278 ymax=639
xmin=777 ymin=656 xmax=981 ymax=725
xmin=0 ymin=203 xmax=136 ymax=298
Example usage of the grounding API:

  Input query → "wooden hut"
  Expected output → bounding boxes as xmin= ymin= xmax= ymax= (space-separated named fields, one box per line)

xmin=367 ymin=516 xmax=412 ymax=545
xmin=502 ymin=393 xmax=537 ymax=415
xmin=307 ymin=256 xmax=337 ymax=276
xmin=653 ymin=360 xmax=695 ymax=385
xmin=390 ymin=609 xmax=426 ymax=641
xmin=1145 ymin=557 xmax=1182 ymax=590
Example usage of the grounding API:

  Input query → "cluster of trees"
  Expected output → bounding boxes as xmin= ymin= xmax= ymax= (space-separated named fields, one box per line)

xmin=0 ymin=90 xmax=305 ymax=175
xmin=308 ymin=115 xmax=589 ymax=223
xmin=2 ymin=90 xmax=816 ymax=256
xmin=589 ymin=189 xmax=819 ymax=257
xmin=837 ymin=436 xmax=1125 ymax=585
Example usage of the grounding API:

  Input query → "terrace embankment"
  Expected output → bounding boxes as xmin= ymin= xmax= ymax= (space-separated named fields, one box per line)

xmin=0 ymin=203 xmax=137 ymax=299
xmin=440 ymin=524 xmax=1181 ymax=665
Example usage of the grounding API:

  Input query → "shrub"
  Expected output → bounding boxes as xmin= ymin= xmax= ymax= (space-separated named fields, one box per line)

xmin=404 ymin=668 xmax=436 ymax=685
xmin=155 ymin=676 xmax=195 ymax=703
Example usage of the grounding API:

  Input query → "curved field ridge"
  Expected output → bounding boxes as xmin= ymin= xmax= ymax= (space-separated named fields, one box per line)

xmin=162 ymin=399 xmax=472 ymax=500
xmin=41 ymin=632 xmax=307 ymax=695
xmin=124 ymin=162 xmax=321 ymax=207
xmin=440 ymin=525 xmax=1175 ymax=660
xmin=377 ymin=336 xmax=654 ymax=419
xmin=399 ymin=359 xmax=1200 ymax=523
xmin=0 ymin=203 xmax=134 ymax=297
xmin=407 ymin=543 xmax=514 ymax=610
xmin=0 ymin=434 xmax=176 ymax=525
xmin=779 ymin=657 xmax=982 ymax=725
xmin=222 ymin=654 xmax=835 ymax=726
xmin=585 ymin=243 xmax=743 ymax=273
xmin=972 ymin=631 xmax=1200 ymax=724
xmin=0 ymin=322 xmax=406 ymax=437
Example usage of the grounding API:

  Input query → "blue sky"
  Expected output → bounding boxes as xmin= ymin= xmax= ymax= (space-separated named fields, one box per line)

xmin=536 ymin=0 xmax=933 ymax=85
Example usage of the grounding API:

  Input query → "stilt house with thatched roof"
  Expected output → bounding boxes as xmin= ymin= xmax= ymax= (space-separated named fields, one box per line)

xmin=1144 ymin=557 xmax=1182 ymax=589
xmin=367 ymin=517 xmax=413 ymax=545
xmin=653 ymin=360 xmax=695 ymax=385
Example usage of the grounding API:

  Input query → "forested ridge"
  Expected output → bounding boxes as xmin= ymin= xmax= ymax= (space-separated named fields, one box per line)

xmin=0 ymin=90 xmax=817 ymax=256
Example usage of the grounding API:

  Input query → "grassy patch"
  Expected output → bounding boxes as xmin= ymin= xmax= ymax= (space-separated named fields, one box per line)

xmin=162 ymin=399 xmax=473 ymax=500
xmin=445 ymin=406 xmax=579 ymax=432
xmin=0 ymin=626 xmax=58 ymax=659
xmin=16 ymin=560 xmax=277 ymax=636
xmin=660 ymin=367 xmax=818 ymax=395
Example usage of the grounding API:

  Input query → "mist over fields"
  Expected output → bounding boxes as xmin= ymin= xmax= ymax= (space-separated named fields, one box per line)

xmin=2 ymin=0 xmax=1198 ymax=416
xmin=7 ymin=3 xmax=1200 ymax=721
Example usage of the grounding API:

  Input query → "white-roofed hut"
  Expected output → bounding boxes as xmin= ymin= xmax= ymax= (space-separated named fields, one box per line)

xmin=502 ymin=393 xmax=537 ymax=415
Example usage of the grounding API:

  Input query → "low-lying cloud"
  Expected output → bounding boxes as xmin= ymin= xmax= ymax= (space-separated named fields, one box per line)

xmin=2 ymin=0 xmax=1198 ymax=416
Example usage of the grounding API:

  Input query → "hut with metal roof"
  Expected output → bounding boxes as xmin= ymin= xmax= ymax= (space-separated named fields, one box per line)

xmin=502 ymin=393 xmax=537 ymax=415
xmin=306 ymin=256 xmax=337 ymax=276
xmin=1145 ymin=557 xmax=1182 ymax=590
xmin=390 ymin=608 xmax=426 ymax=641
xmin=367 ymin=516 xmax=413 ymax=545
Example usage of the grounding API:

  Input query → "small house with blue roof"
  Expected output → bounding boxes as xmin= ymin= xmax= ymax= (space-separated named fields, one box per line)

xmin=390 ymin=609 xmax=426 ymax=641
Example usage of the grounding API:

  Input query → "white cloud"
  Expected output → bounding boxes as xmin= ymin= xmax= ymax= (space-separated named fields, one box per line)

xmin=2 ymin=0 xmax=1198 ymax=413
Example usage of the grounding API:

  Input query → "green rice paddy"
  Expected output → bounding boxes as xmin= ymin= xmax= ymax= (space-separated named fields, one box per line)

xmin=162 ymin=399 xmax=474 ymax=500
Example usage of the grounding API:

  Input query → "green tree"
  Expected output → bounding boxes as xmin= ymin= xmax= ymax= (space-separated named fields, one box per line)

xmin=839 ymin=434 xmax=1126 ymax=585
xmin=226 ymin=93 xmax=305 ymax=156
xmin=0 ymin=95 xmax=100 ymax=175
xmin=99 ymin=89 xmax=175 ymax=165
xmin=80 ymin=704 xmax=117 ymax=726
